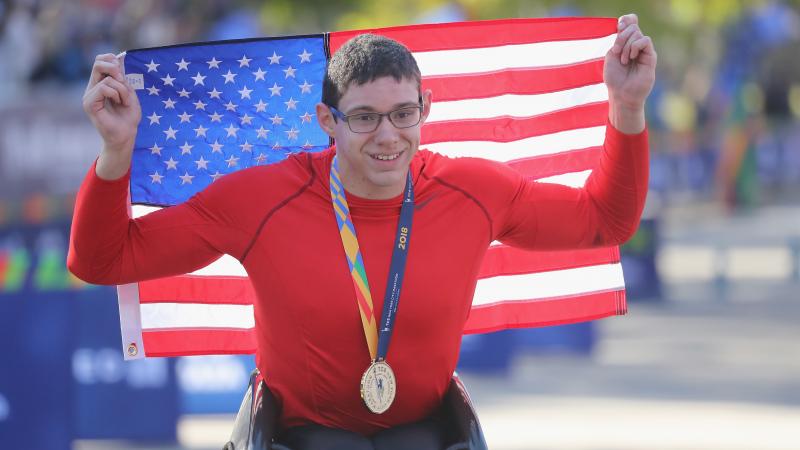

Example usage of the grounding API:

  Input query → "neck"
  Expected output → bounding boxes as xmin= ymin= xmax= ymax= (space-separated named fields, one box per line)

xmin=335 ymin=156 xmax=408 ymax=200
xmin=341 ymin=173 xmax=407 ymax=200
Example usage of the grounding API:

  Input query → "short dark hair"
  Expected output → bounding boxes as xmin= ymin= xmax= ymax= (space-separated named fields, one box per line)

xmin=322 ymin=34 xmax=421 ymax=108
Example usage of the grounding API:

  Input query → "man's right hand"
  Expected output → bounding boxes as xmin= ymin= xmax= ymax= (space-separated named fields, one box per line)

xmin=83 ymin=53 xmax=142 ymax=179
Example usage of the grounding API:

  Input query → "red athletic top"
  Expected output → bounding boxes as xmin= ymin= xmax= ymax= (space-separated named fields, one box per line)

xmin=68 ymin=122 xmax=648 ymax=435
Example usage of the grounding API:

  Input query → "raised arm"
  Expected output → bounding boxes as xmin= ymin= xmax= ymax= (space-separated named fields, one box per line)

xmin=605 ymin=13 xmax=656 ymax=134
xmin=494 ymin=14 xmax=655 ymax=249
xmin=68 ymin=54 xmax=248 ymax=285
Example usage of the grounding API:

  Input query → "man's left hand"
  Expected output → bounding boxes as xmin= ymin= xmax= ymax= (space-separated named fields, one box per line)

xmin=604 ymin=14 xmax=657 ymax=133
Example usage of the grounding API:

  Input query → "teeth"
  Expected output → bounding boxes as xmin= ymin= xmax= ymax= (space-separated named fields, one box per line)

xmin=373 ymin=153 xmax=400 ymax=161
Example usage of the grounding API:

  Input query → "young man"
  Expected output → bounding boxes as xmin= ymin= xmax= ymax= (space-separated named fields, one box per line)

xmin=69 ymin=14 xmax=655 ymax=450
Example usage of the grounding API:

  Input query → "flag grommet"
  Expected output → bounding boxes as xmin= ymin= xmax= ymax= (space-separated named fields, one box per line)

xmin=127 ymin=343 xmax=139 ymax=357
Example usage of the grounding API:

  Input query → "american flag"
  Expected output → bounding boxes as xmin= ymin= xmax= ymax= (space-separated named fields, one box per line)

xmin=119 ymin=17 xmax=627 ymax=359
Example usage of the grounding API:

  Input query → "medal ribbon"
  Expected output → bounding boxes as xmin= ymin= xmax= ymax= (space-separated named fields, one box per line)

xmin=330 ymin=155 xmax=414 ymax=362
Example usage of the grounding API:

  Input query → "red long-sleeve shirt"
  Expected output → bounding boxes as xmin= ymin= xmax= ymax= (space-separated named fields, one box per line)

xmin=68 ymin=122 xmax=648 ymax=435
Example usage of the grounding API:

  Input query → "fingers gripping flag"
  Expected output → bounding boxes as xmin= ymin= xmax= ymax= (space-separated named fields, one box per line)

xmin=119 ymin=17 xmax=626 ymax=359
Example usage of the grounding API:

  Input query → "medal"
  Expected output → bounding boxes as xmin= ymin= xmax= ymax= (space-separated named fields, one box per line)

xmin=330 ymin=154 xmax=414 ymax=414
xmin=360 ymin=360 xmax=397 ymax=414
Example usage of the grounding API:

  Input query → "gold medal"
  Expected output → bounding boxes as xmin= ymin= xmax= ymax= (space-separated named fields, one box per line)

xmin=360 ymin=360 xmax=396 ymax=414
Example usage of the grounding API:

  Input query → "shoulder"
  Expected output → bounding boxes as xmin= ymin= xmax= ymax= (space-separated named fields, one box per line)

xmin=417 ymin=149 xmax=523 ymax=197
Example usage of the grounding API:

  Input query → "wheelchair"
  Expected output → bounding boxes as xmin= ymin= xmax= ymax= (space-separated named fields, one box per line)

xmin=223 ymin=369 xmax=488 ymax=450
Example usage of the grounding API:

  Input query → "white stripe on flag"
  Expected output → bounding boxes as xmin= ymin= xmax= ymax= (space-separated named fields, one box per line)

xmin=426 ymin=84 xmax=608 ymax=123
xmin=424 ymin=126 xmax=606 ymax=162
xmin=140 ymin=303 xmax=255 ymax=329
xmin=189 ymin=254 xmax=247 ymax=277
xmin=472 ymin=263 xmax=624 ymax=306
xmin=535 ymin=170 xmax=592 ymax=187
xmin=413 ymin=35 xmax=616 ymax=76
xmin=132 ymin=204 xmax=160 ymax=218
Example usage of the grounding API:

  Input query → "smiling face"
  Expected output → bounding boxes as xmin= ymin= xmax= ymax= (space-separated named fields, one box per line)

xmin=317 ymin=76 xmax=431 ymax=199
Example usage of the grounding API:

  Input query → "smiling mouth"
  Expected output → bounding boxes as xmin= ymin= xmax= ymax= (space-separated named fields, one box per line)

xmin=370 ymin=152 xmax=402 ymax=161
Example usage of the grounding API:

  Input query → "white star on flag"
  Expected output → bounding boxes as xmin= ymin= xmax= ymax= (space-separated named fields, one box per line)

xmin=206 ymin=57 xmax=221 ymax=69
xmin=254 ymin=99 xmax=268 ymax=112
xmin=163 ymin=98 xmax=176 ymax=109
xmin=256 ymin=126 xmax=269 ymax=138
xmin=149 ymin=143 xmax=162 ymax=155
xmin=284 ymin=97 xmax=298 ymax=110
xmin=224 ymin=124 xmax=240 ymax=137
xmin=163 ymin=126 xmax=178 ymax=140
xmin=269 ymin=83 xmax=283 ymax=96
xmin=193 ymin=99 xmax=207 ymax=110
xmin=225 ymin=101 xmax=238 ymax=112
xmin=178 ymin=111 xmax=192 ymax=123
xmin=178 ymin=88 xmax=191 ymax=98
xmin=147 ymin=112 xmax=161 ymax=125
xmin=299 ymin=81 xmax=313 ymax=94
xmin=238 ymin=55 xmax=252 ymax=67
xmin=192 ymin=72 xmax=206 ymax=86
xmin=179 ymin=171 xmax=195 ymax=185
xmin=210 ymin=171 xmax=224 ymax=181
xmin=161 ymin=74 xmax=176 ymax=86
xmin=222 ymin=70 xmax=237 ymax=84
xmin=254 ymin=153 xmax=267 ymax=164
xmin=149 ymin=171 xmax=164 ymax=183
xmin=283 ymin=66 xmax=297 ymax=78
xmin=209 ymin=140 xmax=223 ymax=153
xmin=164 ymin=157 xmax=178 ymax=170
xmin=209 ymin=111 xmax=223 ymax=122
xmin=194 ymin=124 xmax=209 ymax=137
xmin=252 ymin=67 xmax=267 ymax=81
xmin=300 ymin=112 xmax=313 ymax=123
xmin=268 ymin=51 xmax=282 ymax=64
xmin=180 ymin=142 xmax=194 ymax=155
xmin=240 ymin=141 xmax=253 ymax=152
xmin=225 ymin=155 xmax=239 ymax=167
xmin=175 ymin=58 xmax=190 ymax=71
xmin=238 ymin=85 xmax=253 ymax=99
xmin=147 ymin=85 xmax=160 ymax=96
xmin=195 ymin=156 xmax=209 ymax=170
xmin=146 ymin=60 xmax=160 ymax=72
xmin=208 ymin=87 xmax=222 ymax=99
xmin=240 ymin=113 xmax=253 ymax=125
xmin=285 ymin=127 xmax=299 ymax=140
xmin=298 ymin=49 xmax=312 ymax=63
xmin=270 ymin=114 xmax=283 ymax=125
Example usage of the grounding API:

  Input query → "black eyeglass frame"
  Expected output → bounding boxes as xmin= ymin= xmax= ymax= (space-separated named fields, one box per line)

xmin=327 ymin=100 xmax=424 ymax=133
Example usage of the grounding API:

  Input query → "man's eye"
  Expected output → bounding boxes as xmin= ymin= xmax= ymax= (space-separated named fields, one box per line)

xmin=353 ymin=114 xmax=377 ymax=122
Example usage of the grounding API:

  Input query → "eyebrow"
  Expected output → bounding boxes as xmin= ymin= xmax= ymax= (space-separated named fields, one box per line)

xmin=345 ymin=101 xmax=420 ymax=114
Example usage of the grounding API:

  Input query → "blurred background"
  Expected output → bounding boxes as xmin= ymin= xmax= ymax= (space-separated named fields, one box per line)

xmin=1 ymin=0 xmax=799 ymax=449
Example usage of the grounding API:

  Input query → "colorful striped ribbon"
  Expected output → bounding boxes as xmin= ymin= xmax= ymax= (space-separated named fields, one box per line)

xmin=330 ymin=156 xmax=379 ymax=359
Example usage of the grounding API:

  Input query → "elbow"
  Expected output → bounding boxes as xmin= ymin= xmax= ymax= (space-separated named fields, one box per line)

xmin=594 ymin=216 xmax=642 ymax=247
xmin=66 ymin=249 xmax=118 ymax=286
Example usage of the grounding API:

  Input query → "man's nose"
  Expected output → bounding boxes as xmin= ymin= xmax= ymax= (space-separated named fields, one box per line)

xmin=373 ymin=115 xmax=400 ymax=144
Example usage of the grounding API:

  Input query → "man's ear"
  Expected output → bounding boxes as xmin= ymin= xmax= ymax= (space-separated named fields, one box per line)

xmin=316 ymin=102 xmax=336 ymax=137
xmin=419 ymin=89 xmax=433 ymax=126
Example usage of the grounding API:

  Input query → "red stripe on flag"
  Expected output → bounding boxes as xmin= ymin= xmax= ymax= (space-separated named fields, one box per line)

xmin=138 ymin=275 xmax=254 ymax=305
xmin=463 ymin=290 xmax=626 ymax=334
xmin=479 ymin=246 xmax=619 ymax=279
xmin=422 ymin=59 xmax=605 ymax=102
xmin=507 ymin=146 xmax=603 ymax=179
xmin=142 ymin=328 xmax=256 ymax=357
xmin=330 ymin=17 xmax=617 ymax=53
xmin=421 ymin=102 xmax=608 ymax=144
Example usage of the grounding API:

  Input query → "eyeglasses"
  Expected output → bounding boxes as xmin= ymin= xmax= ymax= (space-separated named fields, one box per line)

xmin=328 ymin=103 xmax=423 ymax=133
